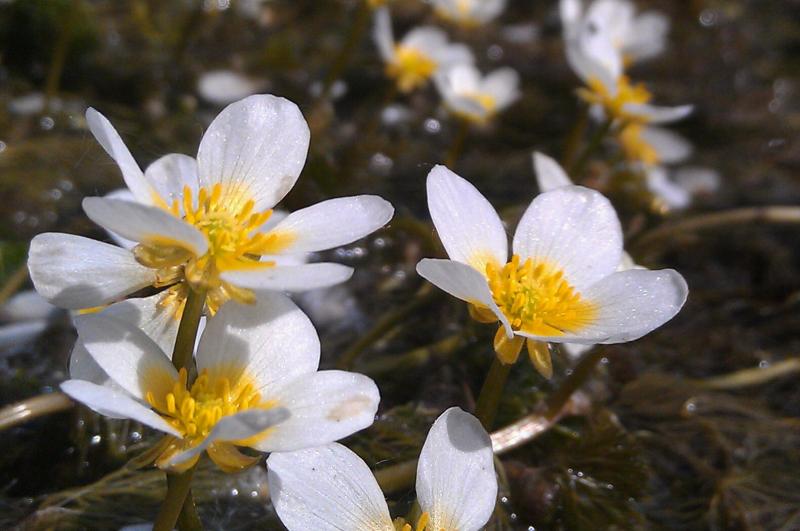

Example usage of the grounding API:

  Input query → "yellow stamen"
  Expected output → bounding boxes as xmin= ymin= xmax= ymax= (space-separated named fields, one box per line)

xmin=145 ymin=367 xmax=274 ymax=465
xmin=485 ymin=254 xmax=597 ymax=336
xmin=387 ymin=45 xmax=438 ymax=93
xmin=579 ymin=75 xmax=652 ymax=123
xmin=451 ymin=92 xmax=497 ymax=124
xmin=618 ymin=123 xmax=659 ymax=165
xmin=134 ymin=183 xmax=290 ymax=316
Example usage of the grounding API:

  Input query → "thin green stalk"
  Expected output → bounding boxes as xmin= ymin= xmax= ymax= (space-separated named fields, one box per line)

xmin=153 ymin=467 xmax=197 ymax=531
xmin=568 ymin=117 xmax=613 ymax=180
xmin=0 ymin=263 xmax=30 ymax=306
xmin=474 ymin=356 xmax=512 ymax=431
xmin=544 ymin=350 xmax=604 ymax=419
xmin=444 ymin=118 xmax=471 ymax=167
xmin=336 ymin=284 xmax=435 ymax=370
xmin=153 ymin=287 xmax=206 ymax=531
xmin=171 ymin=288 xmax=206 ymax=375
xmin=321 ymin=0 xmax=371 ymax=99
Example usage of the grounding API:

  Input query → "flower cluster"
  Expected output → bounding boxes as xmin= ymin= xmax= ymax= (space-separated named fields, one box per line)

xmin=17 ymin=0 xmax=698 ymax=527
xmin=561 ymin=0 xmax=717 ymax=209
xmin=373 ymin=3 xmax=519 ymax=125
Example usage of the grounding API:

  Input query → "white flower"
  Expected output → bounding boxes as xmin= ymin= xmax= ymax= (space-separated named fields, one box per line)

xmin=561 ymin=0 xmax=670 ymax=64
xmin=435 ymin=63 xmax=520 ymax=124
xmin=0 ymin=290 xmax=59 ymax=352
xmin=61 ymin=291 xmax=380 ymax=472
xmin=373 ymin=8 xmax=473 ymax=93
xmin=561 ymin=5 xmax=691 ymax=126
xmin=533 ymin=152 xmax=646 ymax=359
xmin=617 ymin=122 xmax=692 ymax=167
xmin=433 ymin=0 xmax=506 ymax=27
xmin=28 ymin=95 xmax=395 ymax=316
xmin=196 ymin=70 xmax=263 ymax=106
xmin=267 ymin=407 xmax=497 ymax=531
xmin=416 ymin=165 xmax=688 ymax=374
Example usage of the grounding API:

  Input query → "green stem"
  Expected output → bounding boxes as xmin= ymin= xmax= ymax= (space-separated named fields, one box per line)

xmin=153 ymin=287 xmax=206 ymax=531
xmin=171 ymin=288 xmax=206 ymax=375
xmin=336 ymin=284 xmax=435 ymax=369
xmin=561 ymin=107 xmax=589 ymax=170
xmin=474 ymin=356 xmax=512 ymax=431
xmin=321 ymin=0 xmax=371 ymax=99
xmin=444 ymin=118 xmax=471 ymax=167
xmin=568 ymin=117 xmax=613 ymax=180
xmin=153 ymin=467 xmax=197 ymax=531
xmin=544 ymin=350 xmax=604 ymax=419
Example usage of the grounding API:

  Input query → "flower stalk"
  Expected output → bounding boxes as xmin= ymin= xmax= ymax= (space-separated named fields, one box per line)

xmin=474 ymin=355 xmax=512 ymax=430
xmin=154 ymin=287 xmax=206 ymax=531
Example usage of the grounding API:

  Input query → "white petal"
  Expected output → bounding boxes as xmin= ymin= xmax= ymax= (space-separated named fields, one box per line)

xmin=143 ymin=154 xmax=199 ymax=209
xmin=560 ymin=0 xmax=583 ymax=33
xmin=640 ymin=127 xmax=692 ymax=164
xmin=82 ymin=197 xmax=208 ymax=256
xmin=61 ymin=380 xmax=180 ymax=436
xmin=0 ymin=321 xmax=48 ymax=350
xmin=69 ymin=340 xmax=113 ymax=387
xmin=512 ymin=186 xmax=623 ymax=291
xmin=70 ymin=291 xmax=178 ymax=390
xmin=481 ymin=67 xmax=520 ymax=109
xmin=521 ymin=269 xmax=688 ymax=344
xmin=623 ymin=103 xmax=693 ymax=124
xmin=1 ymin=290 xmax=56 ymax=322
xmin=563 ymin=342 xmax=593 ymax=359
xmin=100 ymin=291 xmax=180 ymax=355
xmin=196 ymin=292 xmax=319 ymax=392
xmin=264 ymin=196 xmax=393 ymax=254
xmin=196 ymin=94 xmax=310 ymax=211
xmin=674 ymin=167 xmax=720 ymax=196
xmin=417 ymin=408 xmax=497 ymax=531
xmin=28 ymin=233 xmax=156 ymax=309
xmin=267 ymin=443 xmax=394 ymax=531
xmin=624 ymin=12 xmax=669 ymax=61
xmin=164 ymin=408 xmax=289 ymax=469
xmin=416 ymin=259 xmax=511 ymax=335
xmin=74 ymin=313 xmax=177 ymax=401
xmin=646 ymin=166 xmax=690 ymax=209
xmin=373 ymin=7 xmax=395 ymax=62
xmin=251 ymin=370 xmax=379 ymax=453
xmin=402 ymin=27 xmax=448 ymax=54
xmin=85 ymin=108 xmax=155 ymax=205
xmin=197 ymin=70 xmax=261 ymax=106
xmin=221 ymin=263 xmax=353 ymax=292
xmin=103 ymin=188 xmax=139 ymax=249
xmin=426 ymin=165 xmax=508 ymax=272
xmin=533 ymin=151 xmax=573 ymax=192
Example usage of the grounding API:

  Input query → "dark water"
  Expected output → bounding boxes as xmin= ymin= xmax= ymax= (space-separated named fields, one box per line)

xmin=1 ymin=0 xmax=799 ymax=529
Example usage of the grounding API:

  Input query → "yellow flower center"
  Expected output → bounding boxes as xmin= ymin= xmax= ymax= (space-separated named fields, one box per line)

xmin=580 ymin=75 xmax=652 ymax=122
xmin=134 ymin=183 xmax=295 ymax=316
xmin=387 ymin=45 xmax=438 ymax=92
xmin=485 ymin=254 xmax=596 ymax=337
xmin=394 ymin=511 xmax=431 ymax=531
xmin=618 ymin=123 xmax=659 ymax=165
xmin=452 ymin=92 xmax=497 ymax=124
xmin=146 ymin=367 xmax=266 ymax=442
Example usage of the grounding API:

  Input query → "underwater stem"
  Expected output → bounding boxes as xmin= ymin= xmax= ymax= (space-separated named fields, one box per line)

xmin=0 ymin=392 xmax=73 ymax=432
xmin=336 ymin=284 xmax=436 ymax=369
xmin=633 ymin=205 xmax=800 ymax=252
xmin=474 ymin=356 xmax=512 ymax=430
xmin=544 ymin=349 xmax=604 ymax=419
xmin=0 ymin=263 xmax=30 ymax=306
